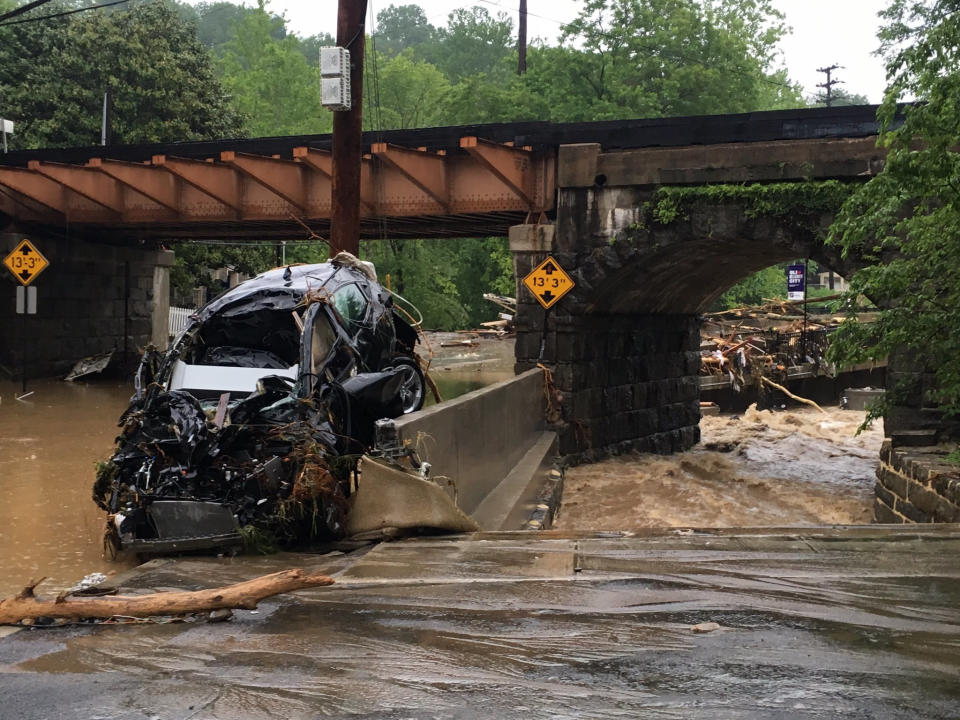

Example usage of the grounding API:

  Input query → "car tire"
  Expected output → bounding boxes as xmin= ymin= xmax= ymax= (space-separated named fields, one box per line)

xmin=389 ymin=356 xmax=425 ymax=414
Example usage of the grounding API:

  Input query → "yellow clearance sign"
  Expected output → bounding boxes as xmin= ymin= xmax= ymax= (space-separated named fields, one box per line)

xmin=3 ymin=239 xmax=49 ymax=286
xmin=522 ymin=255 xmax=575 ymax=310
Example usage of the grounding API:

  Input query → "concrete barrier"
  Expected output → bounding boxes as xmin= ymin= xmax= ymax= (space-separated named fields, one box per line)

xmin=393 ymin=368 xmax=557 ymax=528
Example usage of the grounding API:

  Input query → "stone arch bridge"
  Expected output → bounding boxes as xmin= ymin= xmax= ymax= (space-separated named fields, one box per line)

xmin=0 ymin=105 xmax=889 ymax=459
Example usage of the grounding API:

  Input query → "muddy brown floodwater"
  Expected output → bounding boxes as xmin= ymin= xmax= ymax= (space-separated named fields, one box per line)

xmin=0 ymin=335 xmax=516 ymax=599
xmin=0 ymin=334 xmax=883 ymax=600
xmin=558 ymin=404 xmax=883 ymax=530
xmin=0 ymin=378 xmax=136 ymax=598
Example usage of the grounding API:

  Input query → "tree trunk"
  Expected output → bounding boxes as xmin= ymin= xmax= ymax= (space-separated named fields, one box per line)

xmin=0 ymin=569 xmax=333 ymax=625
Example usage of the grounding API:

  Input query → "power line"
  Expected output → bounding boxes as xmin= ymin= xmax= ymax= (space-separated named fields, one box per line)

xmin=0 ymin=0 xmax=129 ymax=28
xmin=0 ymin=0 xmax=57 ymax=24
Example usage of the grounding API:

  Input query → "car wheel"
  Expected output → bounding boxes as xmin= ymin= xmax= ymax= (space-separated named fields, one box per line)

xmin=390 ymin=356 xmax=425 ymax=414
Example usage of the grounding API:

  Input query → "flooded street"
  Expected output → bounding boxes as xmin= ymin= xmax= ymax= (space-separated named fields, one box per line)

xmin=0 ymin=333 xmax=885 ymax=599
xmin=559 ymin=404 xmax=882 ymax=530
xmin=0 ymin=335 xmax=515 ymax=598
xmin=0 ymin=379 xmax=136 ymax=598
xmin=3 ymin=530 xmax=959 ymax=719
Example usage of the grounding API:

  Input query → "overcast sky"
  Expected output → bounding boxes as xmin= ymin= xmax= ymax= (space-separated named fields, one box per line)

xmin=265 ymin=0 xmax=891 ymax=103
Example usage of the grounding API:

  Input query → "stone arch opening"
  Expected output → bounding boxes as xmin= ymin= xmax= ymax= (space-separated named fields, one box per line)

xmin=512 ymin=187 xmax=870 ymax=463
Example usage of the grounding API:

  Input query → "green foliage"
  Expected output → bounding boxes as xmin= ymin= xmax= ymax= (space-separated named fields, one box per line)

xmin=811 ymin=88 xmax=871 ymax=108
xmin=554 ymin=0 xmax=803 ymax=119
xmin=715 ymin=265 xmax=787 ymax=309
xmin=373 ymin=3 xmax=437 ymax=57
xmin=431 ymin=6 xmax=515 ymax=82
xmin=360 ymin=237 xmax=513 ymax=330
xmin=827 ymin=0 xmax=960 ymax=418
xmin=217 ymin=0 xmax=332 ymax=136
xmin=0 ymin=0 xmax=243 ymax=149
xmin=650 ymin=181 xmax=856 ymax=226
xmin=364 ymin=50 xmax=452 ymax=129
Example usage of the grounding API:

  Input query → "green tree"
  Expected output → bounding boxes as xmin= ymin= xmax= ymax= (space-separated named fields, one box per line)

xmin=217 ymin=0 xmax=332 ymax=136
xmin=0 ymin=0 xmax=243 ymax=148
xmin=555 ymin=0 xmax=802 ymax=118
xmin=364 ymin=50 xmax=451 ymax=129
xmin=811 ymin=88 xmax=871 ymax=107
xmin=828 ymin=0 xmax=960 ymax=417
xmin=295 ymin=32 xmax=336 ymax=67
xmin=714 ymin=265 xmax=788 ymax=310
xmin=373 ymin=3 xmax=437 ymax=57
xmin=431 ymin=6 xmax=514 ymax=82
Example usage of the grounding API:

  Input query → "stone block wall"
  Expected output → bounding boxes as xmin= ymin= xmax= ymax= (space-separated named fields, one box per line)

xmin=515 ymin=305 xmax=701 ymax=463
xmin=0 ymin=231 xmax=173 ymax=377
xmin=875 ymin=437 xmax=960 ymax=523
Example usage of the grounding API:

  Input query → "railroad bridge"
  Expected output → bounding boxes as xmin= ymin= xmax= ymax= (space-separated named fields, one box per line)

xmin=0 ymin=105 xmax=890 ymax=459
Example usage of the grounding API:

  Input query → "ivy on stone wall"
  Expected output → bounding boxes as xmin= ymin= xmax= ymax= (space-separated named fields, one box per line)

xmin=648 ymin=180 xmax=859 ymax=228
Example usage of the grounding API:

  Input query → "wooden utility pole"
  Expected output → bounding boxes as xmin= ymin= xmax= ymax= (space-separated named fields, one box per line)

xmin=517 ymin=0 xmax=527 ymax=74
xmin=331 ymin=0 xmax=368 ymax=257
xmin=816 ymin=64 xmax=842 ymax=107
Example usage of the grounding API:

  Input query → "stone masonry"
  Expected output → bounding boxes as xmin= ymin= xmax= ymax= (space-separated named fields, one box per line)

xmin=0 ymin=230 xmax=173 ymax=377
xmin=514 ymin=303 xmax=701 ymax=463
xmin=875 ymin=435 xmax=960 ymax=523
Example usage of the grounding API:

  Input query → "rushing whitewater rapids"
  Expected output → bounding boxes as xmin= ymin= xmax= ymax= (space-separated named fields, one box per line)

xmin=557 ymin=404 xmax=883 ymax=529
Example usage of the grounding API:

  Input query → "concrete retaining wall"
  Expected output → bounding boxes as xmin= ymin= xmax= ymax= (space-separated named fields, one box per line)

xmin=875 ymin=437 xmax=960 ymax=523
xmin=393 ymin=369 xmax=546 ymax=516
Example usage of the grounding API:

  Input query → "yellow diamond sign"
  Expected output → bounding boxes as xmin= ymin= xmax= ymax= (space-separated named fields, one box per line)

xmin=3 ymin=239 xmax=49 ymax=286
xmin=522 ymin=255 xmax=575 ymax=310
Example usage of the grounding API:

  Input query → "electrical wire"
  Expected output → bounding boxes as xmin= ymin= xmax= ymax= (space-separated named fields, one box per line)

xmin=0 ymin=0 xmax=129 ymax=27
xmin=0 ymin=0 xmax=57 ymax=24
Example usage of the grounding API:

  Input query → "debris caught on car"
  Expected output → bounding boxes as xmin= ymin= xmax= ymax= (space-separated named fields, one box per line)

xmin=93 ymin=254 xmax=450 ymax=555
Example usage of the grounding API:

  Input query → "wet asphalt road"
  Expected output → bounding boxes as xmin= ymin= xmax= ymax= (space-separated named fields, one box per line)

xmin=1 ymin=527 xmax=959 ymax=719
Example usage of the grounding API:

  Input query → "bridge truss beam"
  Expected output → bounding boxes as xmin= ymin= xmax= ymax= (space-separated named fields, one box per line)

xmin=0 ymin=138 xmax=555 ymax=241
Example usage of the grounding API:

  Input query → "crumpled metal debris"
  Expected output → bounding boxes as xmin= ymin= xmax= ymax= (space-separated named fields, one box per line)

xmin=94 ymin=259 xmax=427 ymax=554
xmin=64 ymin=351 xmax=114 ymax=382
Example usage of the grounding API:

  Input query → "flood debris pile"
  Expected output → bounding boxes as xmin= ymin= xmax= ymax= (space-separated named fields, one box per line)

xmin=93 ymin=255 xmax=430 ymax=554
xmin=700 ymin=297 xmax=869 ymax=392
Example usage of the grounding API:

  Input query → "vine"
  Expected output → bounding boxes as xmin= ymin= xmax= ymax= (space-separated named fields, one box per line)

xmin=637 ymin=180 xmax=860 ymax=232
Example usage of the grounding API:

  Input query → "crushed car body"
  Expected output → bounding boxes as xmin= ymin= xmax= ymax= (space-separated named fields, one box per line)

xmin=93 ymin=253 xmax=432 ymax=554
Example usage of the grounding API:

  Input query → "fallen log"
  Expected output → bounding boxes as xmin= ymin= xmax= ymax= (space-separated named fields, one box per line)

xmin=760 ymin=376 xmax=826 ymax=414
xmin=0 ymin=568 xmax=333 ymax=625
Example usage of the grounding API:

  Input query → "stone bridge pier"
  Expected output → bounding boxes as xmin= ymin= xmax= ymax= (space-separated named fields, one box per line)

xmin=0 ymin=228 xmax=174 ymax=378
xmin=512 ymin=143 xmax=857 ymax=463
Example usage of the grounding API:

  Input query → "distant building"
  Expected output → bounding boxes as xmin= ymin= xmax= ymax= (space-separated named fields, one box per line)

xmin=813 ymin=271 xmax=849 ymax=292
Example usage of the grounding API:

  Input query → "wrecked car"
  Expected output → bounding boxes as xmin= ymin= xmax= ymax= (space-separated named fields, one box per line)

xmin=93 ymin=253 xmax=428 ymax=554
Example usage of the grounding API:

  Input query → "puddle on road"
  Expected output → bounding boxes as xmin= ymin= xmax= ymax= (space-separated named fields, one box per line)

xmin=558 ymin=404 xmax=883 ymax=530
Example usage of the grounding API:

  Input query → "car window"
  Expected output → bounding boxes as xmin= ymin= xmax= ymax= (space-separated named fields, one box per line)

xmin=331 ymin=283 xmax=368 ymax=334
